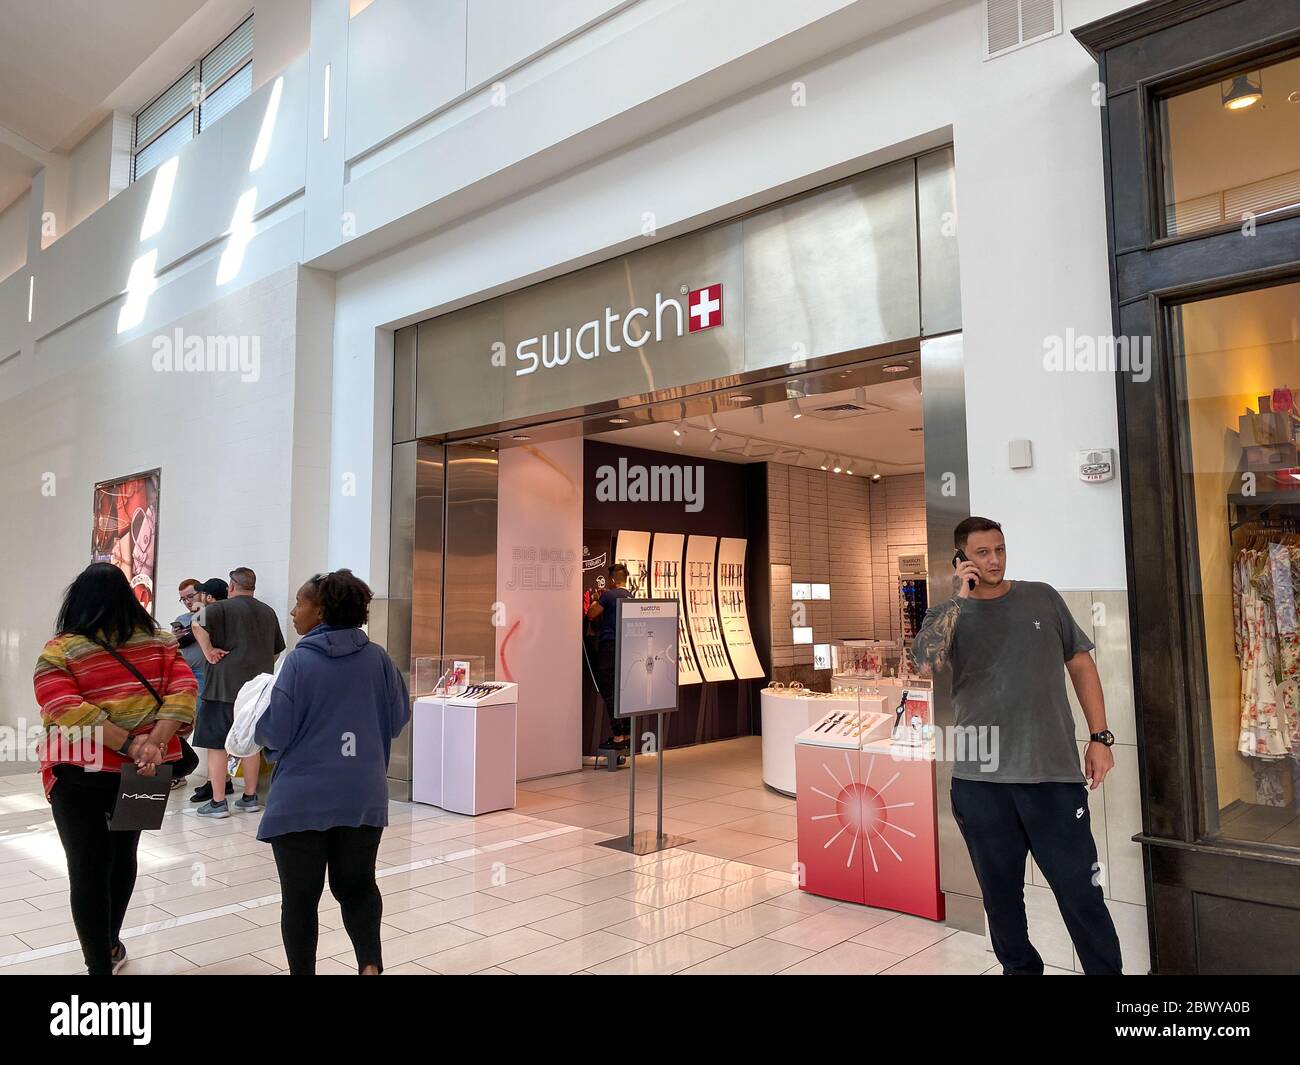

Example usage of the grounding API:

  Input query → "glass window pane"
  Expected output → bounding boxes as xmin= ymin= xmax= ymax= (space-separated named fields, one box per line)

xmin=133 ymin=115 xmax=193 ymax=180
xmin=200 ymin=16 xmax=253 ymax=88
xmin=135 ymin=69 xmax=195 ymax=148
xmin=1173 ymin=280 xmax=1300 ymax=846
xmin=1160 ymin=53 xmax=1300 ymax=237
xmin=199 ymin=62 xmax=252 ymax=132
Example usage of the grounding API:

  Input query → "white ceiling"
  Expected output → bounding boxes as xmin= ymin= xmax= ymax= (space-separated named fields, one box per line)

xmin=590 ymin=377 xmax=926 ymax=476
xmin=0 ymin=0 xmax=217 ymax=211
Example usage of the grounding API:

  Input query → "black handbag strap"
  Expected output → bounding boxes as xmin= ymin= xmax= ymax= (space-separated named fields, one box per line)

xmin=90 ymin=637 xmax=164 ymax=712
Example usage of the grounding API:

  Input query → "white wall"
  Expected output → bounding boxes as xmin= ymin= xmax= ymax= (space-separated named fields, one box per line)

xmin=327 ymin=0 xmax=1132 ymax=596
xmin=253 ymin=0 xmax=310 ymax=90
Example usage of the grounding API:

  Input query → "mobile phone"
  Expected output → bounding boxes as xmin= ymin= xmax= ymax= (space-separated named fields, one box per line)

xmin=953 ymin=548 xmax=976 ymax=591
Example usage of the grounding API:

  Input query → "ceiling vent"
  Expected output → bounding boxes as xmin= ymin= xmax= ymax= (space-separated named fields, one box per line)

xmin=806 ymin=401 xmax=893 ymax=421
xmin=984 ymin=0 xmax=1061 ymax=60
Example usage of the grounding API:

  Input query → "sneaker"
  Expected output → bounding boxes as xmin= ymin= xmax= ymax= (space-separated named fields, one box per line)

xmin=189 ymin=780 xmax=212 ymax=803
xmin=196 ymin=799 xmax=229 ymax=819
xmin=110 ymin=942 xmax=128 ymax=975
xmin=233 ymin=793 xmax=260 ymax=813
xmin=170 ymin=777 xmax=188 ymax=792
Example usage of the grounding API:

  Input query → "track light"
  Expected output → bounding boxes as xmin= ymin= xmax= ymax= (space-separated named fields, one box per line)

xmin=854 ymin=387 xmax=867 ymax=407
xmin=707 ymin=415 xmax=718 ymax=433
xmin=672 ymin=421 xmax=685 ymax=437
xmin=819 ymin=454 xmax=829 ymax=471
xmin=832 ymin=456 xmax=842 ymax=474
xmin=709 ymin=435 xmax=724 ymax=452
xmin=870 ymin=464 xmax=882 ymax=483
xmin=845 ymin=460 xmax=854 ymax=476
xmin=788 ymin=398 xmax=803 ymax=419
xmin=1222 ymin=72 xmax=1262 ymax=110
xmin=754 ymin=406 xmax=764 ymax=425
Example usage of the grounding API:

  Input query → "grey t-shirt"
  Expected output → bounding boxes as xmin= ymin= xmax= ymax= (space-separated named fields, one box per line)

xmin=920 ymin=580 xmax=1093 ymax=783
xmin=199 ymin=596 xmax=286 ymax=703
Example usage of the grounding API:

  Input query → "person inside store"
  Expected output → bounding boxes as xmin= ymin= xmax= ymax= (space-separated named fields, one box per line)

xmin=911 ymin=516 xmax=1123 ymax=975
xmin=586 ymin=562 xmax=633 ymax=749
xmin=253 ymin=569 xmax=411 ymax=975
xmin=33 ymin=563 xmax=197 ymax=975
xmin=191 ymin=567 xmax=285 ymax=817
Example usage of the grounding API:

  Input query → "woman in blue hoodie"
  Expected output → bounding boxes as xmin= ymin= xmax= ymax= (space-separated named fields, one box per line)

xmin=255 ymin=569 xmax=410 ymax=975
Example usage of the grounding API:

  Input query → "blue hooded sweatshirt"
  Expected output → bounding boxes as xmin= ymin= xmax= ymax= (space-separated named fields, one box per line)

xmin=254 ymin=624 xmax=410 ymax=841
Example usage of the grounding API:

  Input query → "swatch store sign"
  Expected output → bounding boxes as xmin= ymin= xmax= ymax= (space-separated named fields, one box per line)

xmin=514 ymin=283 xmax=724 ymax=377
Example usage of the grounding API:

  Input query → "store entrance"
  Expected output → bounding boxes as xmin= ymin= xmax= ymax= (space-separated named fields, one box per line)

xmin=456 ymin=349 xmax=930 ymax=784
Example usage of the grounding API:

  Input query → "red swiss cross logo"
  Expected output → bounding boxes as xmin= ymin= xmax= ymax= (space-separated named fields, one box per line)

xmin=687 ymin=284 xmax=723 ymax=332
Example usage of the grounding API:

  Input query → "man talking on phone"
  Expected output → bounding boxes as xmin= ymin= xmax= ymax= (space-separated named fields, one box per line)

xmin=912 ymin=516 xmax=1122 ymax=975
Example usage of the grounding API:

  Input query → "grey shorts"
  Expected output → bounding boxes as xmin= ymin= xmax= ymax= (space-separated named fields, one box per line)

xmin=192 ymin=699 xmax=235 ymax=749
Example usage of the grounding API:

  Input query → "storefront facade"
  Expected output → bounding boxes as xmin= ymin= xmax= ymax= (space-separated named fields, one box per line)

xmin=1076 ymin=0 xmax=1300 ymax=973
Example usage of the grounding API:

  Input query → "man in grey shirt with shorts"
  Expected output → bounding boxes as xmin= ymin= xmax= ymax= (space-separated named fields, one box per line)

xmin=191 ymin=566 xmax=285 ymax=818
xmin=912 ymin=516 xmax=1122 ymax=975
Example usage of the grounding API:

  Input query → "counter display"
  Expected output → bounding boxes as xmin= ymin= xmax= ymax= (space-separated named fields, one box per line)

xmin=759 ymin=685 xmax=890 ymax=795
xmin=794 ymin=707 xmax=943 ymax=920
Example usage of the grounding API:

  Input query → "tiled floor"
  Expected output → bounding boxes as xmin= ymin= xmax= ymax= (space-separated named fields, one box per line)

xmin=0 ymin=737 xmax=1073 ymax=975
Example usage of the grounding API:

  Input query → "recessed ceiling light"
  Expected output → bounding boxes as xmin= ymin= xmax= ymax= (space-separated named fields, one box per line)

xmin=609 ymin=417 xmax=630 ymax=424
xmin=510 ymin=435 xmax=531 ymax=441
xmin=882 ymin=364 xmax=908 ymax=374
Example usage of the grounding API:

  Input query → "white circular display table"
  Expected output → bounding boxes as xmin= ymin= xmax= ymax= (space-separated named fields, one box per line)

xmin=759 ymin=688 xmax=862 ymax=796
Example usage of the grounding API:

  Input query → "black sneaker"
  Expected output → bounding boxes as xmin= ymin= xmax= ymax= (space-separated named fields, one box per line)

xmin=189 ymin=779 xmax=234 ymax=803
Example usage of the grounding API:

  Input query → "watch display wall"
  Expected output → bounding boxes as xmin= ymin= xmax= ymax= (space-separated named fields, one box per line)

xmin=685 ymin=534 xmax=735 ymax=682
xmin=716 ymin=536 xmax=764 ymax=679
xmin=613 ymin=529 xmax=651 ymax=599
xmin=649 ymin=532 xmax=702 ymax=686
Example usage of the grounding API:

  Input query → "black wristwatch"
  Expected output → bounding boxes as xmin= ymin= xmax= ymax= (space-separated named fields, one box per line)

xmin=1089 ymin=730 xmax=1115 ymax=747
xmin=116 ymin=735 xmax=135 ymax=757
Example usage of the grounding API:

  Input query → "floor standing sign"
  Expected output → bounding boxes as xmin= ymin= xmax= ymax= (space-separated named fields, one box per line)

xmin=599 ymin=598 xmax=692 ymax=855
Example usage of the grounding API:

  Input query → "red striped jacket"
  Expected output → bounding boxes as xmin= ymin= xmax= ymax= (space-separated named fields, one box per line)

xmin=33 ymin=629 xmax=197 ymax=799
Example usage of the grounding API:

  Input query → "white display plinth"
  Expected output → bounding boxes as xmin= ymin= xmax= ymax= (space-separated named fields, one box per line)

xmin=412 ymin=684 xmax=518 ymax=815
xmin=760 ymin=688 xmax=887 ymax=796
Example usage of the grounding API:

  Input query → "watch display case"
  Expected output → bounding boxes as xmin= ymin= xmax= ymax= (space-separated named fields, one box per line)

xmin=649 ymin=532 xmax=702 ymax=686
xmin=613 ymin=529 xmax=652 ymax=598
xmin=685 ymin=534 xmax=734 ymax=682
xmin=411 ymin=655 xmax=486 ymax=698
xmin=717 ymin=536 xmax=764 ymax=679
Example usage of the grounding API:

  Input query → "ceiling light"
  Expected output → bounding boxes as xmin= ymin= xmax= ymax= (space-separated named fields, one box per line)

xmin=845 ymin=461 xmax=854 ymax=476
xmin=882 ymin=364 xmax=908 ymax=374
xmin=788 ymin=398 xmax=802 ymax=419
xmin=742 ymin=439 xmax=754 ymax=457
xmin=728 ymin=394 xmax=752 ymax=404
xmin=709 ymin=435 xmax=724 ymax=452
xmin=609 ymin=417 xmax=629 ymax=425
xmin=1289 ymin=90 xmax=1300 ymax=104
xmin=870 ymin=464 xmax=882 ymax=483
xmin=510 ymin=435 xmax=531 ymax=441
xmin=819 ymin=454 xmax=829 ymax=471
xmin=1222 ymin=72 xmax=1262 ymax=110
xmin=754 ymin=407 xmax=764 ymax=425
xmin=707 ymin=415 xmax=719 ymax=432
xmin=854 ymin=387 xmax=867 ymax=406
xmin=672 ymin=421 xmax=685 ymax=437
xmin=832 ymin=456 xmax=843 ymax=474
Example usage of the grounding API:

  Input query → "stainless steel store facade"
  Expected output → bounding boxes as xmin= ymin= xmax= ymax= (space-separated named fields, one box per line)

xmin=383 ymin=147 xmax=992 ymax=932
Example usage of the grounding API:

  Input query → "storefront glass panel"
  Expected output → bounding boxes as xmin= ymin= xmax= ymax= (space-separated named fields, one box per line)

xmin=1172 ymin=278 xmax=1300 ymax=846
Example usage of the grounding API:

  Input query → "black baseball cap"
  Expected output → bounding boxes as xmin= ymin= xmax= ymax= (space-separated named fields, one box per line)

xmin=199 ymin=578 xmax=229 ymax=601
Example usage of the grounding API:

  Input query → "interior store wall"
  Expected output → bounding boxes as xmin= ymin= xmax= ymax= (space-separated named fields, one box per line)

xmin=767 ymin=467 xmax=925 ymax=674
xmin=496 ymin=437 xmax=584 ymax=779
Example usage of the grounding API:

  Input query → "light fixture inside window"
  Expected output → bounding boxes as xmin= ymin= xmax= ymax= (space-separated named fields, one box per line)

xmin=1222 ymin=72 xmax=1262 ymax=110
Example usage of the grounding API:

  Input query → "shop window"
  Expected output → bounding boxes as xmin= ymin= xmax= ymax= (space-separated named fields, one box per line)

xmin=132 ymin=16 xmax=253 ymax=182
xmin=1158 ymin=51 xmax=1300 ymax=238
xmin=1171 ymin=279 xmax=1300 ymax=846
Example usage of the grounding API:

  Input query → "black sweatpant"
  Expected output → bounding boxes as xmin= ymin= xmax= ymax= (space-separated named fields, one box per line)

xmin=594 ymin=638 xmax=624 ymax=735
xmin=49 ymin=766 xmax=141 ymax=976
xmin=269 ymin=825 xmax=384 ymax=975
xmin=950 ymin=777 xmax=1122 ymax=975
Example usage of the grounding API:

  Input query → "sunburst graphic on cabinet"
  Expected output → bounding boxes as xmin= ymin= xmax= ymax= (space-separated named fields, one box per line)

xmin=809 ymin=751 xmax=917 ymax=871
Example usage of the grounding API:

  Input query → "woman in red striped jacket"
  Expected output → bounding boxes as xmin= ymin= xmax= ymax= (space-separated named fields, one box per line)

xmin=33 ymin=563 xmax=196 ymax=975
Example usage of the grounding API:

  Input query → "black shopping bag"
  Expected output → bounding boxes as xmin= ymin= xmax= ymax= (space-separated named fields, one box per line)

xmin=108 ymin=764 xmax=173 ymax=832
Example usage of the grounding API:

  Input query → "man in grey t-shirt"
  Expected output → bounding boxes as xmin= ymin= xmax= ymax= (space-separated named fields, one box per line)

xmin=191 ymin=566 xmax=285 ymax=818
xmin=912 ymin=516 xmax=1121 ymax=975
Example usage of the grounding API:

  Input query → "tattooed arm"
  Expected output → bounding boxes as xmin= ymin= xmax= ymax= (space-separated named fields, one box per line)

xmin=911 ymin=598 xmax=964 ymax=676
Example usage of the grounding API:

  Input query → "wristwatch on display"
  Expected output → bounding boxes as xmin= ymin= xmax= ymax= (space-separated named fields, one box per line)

xmin=1089 ymin=730 xmax=1115 ymax=747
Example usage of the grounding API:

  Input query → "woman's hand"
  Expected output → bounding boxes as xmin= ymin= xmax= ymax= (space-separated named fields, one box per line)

xmin=134 ymin=739 xmax=163 ymax=770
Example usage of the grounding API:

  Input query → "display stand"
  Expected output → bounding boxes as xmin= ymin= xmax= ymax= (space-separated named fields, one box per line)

xmin=596 ymin=598 xmax=692 ymax=855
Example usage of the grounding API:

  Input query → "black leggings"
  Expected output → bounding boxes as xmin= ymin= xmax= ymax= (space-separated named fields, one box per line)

xmin=595 ymin=639 xmax=626 ymax=736
xmin=269 ymin=825 xmax=384 ymax=975
xmin=49 ymin=766 xmax=141 ymax=975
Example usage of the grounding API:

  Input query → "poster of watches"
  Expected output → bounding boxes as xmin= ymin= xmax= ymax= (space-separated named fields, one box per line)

xmin=649 ymin=532 xmax=702 ymax=686
xmin=685 ymin=535 xmax=734 ymax=682
xmin=614 ymin=598 xmax=680 ymax=718
xmin=717 ymin=537 xmax=764 ymax=679
xmin=613 ymin=529 xmax=651 ymax=598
